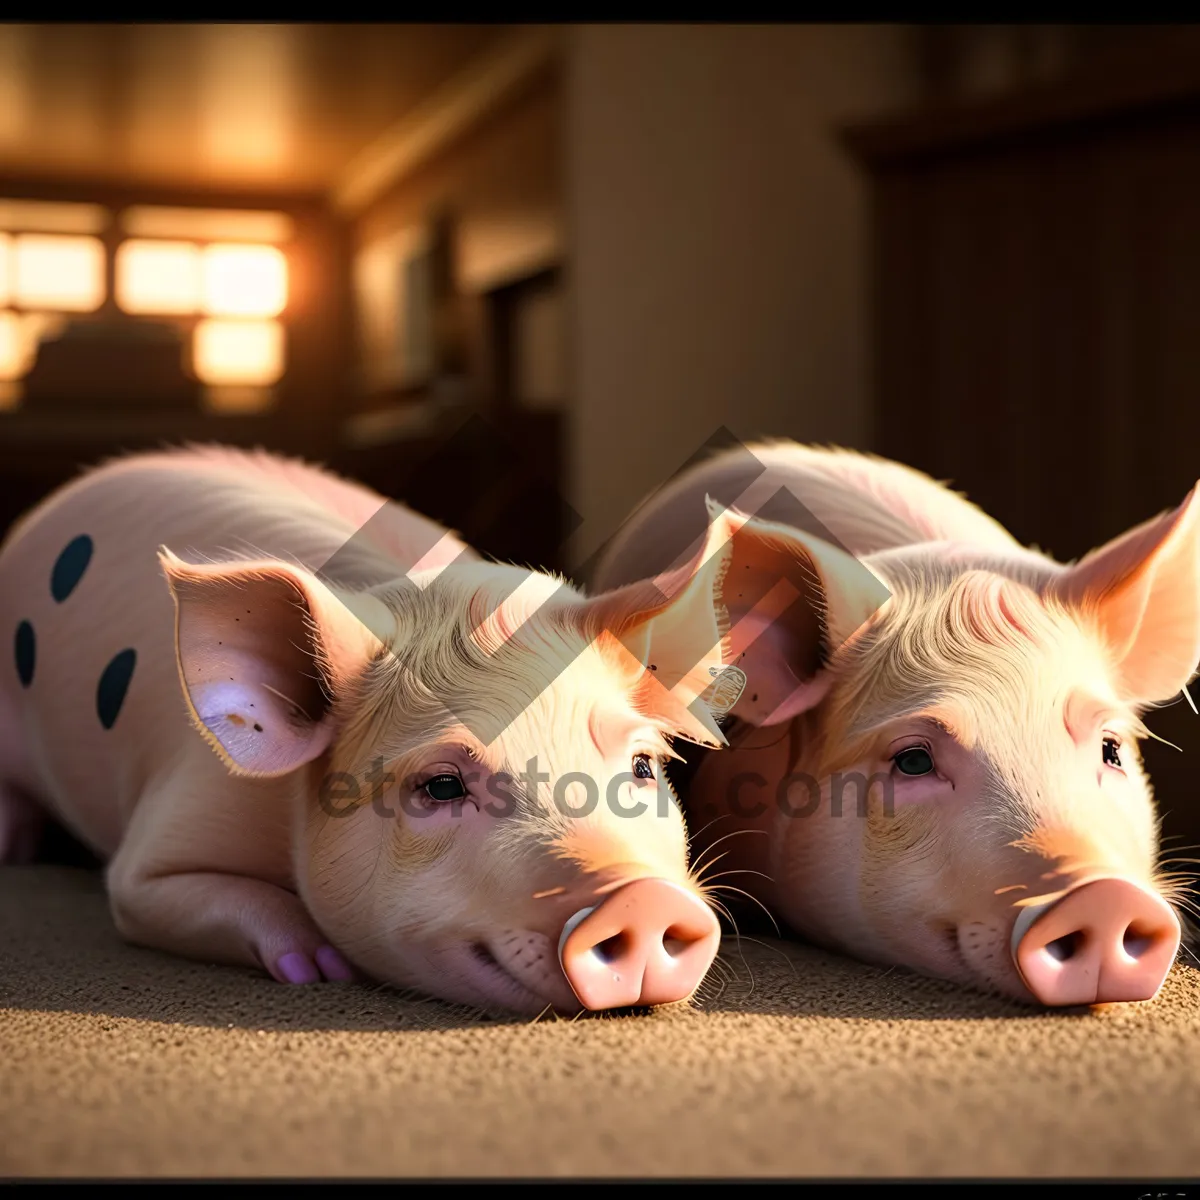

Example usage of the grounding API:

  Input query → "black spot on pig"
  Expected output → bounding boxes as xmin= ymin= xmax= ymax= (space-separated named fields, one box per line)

xmin=51 ymin=535 xmax=93 ymax=603
xmin=14 ymin=621 xmax=34 ymax=687
xmin=97 ymin=649 xmax=137 ymax=730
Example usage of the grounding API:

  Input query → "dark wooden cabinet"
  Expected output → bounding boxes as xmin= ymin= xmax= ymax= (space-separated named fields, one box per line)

xmin=844 ymin=57 xmax=1200 ymax=888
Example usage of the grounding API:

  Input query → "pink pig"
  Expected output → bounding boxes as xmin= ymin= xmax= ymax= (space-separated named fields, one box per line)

xmin=0 ymin=445 xmax=761 ymax=1015
xmin=592 ymin=440 xmax=1200 ymax=1007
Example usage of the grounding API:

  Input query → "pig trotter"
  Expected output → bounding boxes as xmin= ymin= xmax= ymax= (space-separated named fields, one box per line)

xmin=105 ymin=860 xmax=360 ymax=985
xmin=275 ymin=945 xmax=358 ymax=985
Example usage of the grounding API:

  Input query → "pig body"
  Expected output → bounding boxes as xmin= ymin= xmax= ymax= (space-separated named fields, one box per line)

xmin=0 ymin=446 xmax=472 ymax=865
xmin=592 ymin=441 xmax=1200 ymax=1006
xmin=0 ymin=446 xmax=738 ymax=1013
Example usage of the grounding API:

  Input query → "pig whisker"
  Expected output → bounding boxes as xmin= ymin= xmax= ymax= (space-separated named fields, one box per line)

xmin=1157 ymin=833 xmax=1200 ymax=852
xmin=684 ymin=810 xmax=747 ymax=848
xmin=695 ymin=955 xmax=743 ymax=1007
xmin=528 ymin=1002 xmax=555 ymax=1025
xmin=1168 ymin=891 xmax=1200 ymax=920
xmin=691 ymin=849 xmax=733 ymax=886
xmin=689 ymin=826 xmax=770 ymax=877
xmin=1144 ymin=725 xmax=1183 ymax=752
xmin=720 ymin=932 xmax=800 ymax=981
xmin=696 ymin=867 xmax=775 ymax=888
xmin=702 ymin=882 xmax=782 ymax=938
xmin=704 ymin=894 xmax=738 ymax=930
xmin=711 ymin=944 xmax=756 ymax=1004
xmin=702 ymin=895 xmax=763 ymax=1000
xmin=1154 ymin=871 xmax=1200 ymax=904
xmin=1168 ymin=903 xmax=1200 ymax=945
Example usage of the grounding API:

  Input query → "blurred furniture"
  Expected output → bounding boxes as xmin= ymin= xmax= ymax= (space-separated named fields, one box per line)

xmin=24 ymin=317 xmax=200 ymax=411
xmin=844 ymin=42 xmax=1200 ymax=877
xmin=333 ymin=260 xmax=570 ymax=574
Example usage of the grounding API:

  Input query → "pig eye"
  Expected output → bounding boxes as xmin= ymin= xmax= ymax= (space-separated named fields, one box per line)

xmin=893 ymin=746 xmax=935 ymax=776
xmin=422 ymin=773 xmax=467 ymax=803
xmin=1102 ymin=737 xmax=1122 ymax=769
xmin=633 ymin=753 xmax=655 ymax=780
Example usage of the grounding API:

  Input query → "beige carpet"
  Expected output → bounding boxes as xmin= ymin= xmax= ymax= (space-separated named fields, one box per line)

xmin=3 ymin=865 xmax=1200 ymax=1179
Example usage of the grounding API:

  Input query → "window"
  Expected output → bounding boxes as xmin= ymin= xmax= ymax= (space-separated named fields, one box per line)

xmin=12 ymin=234 xmax=107 ymax=312
xmin=115 ymin=240 xmax=202 ymax=315
xmin=193 ymin=319 xmax=284 ymax=386
xmin=0 ymin=200 xmax=293 ymax=414
xmin=201 ymin=244 xmax=287 ymax=319
xmin=0 ymin=202 xmax=110 ymax=409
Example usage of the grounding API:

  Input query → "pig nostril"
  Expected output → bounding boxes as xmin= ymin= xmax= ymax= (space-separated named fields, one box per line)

xmin=1123 ymin=924 xmax=1157 ymax=959
xmin=470 ymin=941 xmax=500 ymax=969
xmin=662 ymin=926 xmax=698 ymax=957
xmin=593 ymin=933 xmax=630 ymax=964
xmin=1045 ymin=931 xmax=1083 ymax=963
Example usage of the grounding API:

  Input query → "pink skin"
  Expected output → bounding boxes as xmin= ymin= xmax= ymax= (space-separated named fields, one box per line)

xmin=298 ymin=743 xmax=719 ymax=1014
xmin=0 ymin=447 xmax=729 ymax=1013
xmin=691 ymin=666 xmax=1177 ymax=1006
xmin=590 ymin=440 xmax=1200 ymax=1007
xmin=274 ymin=946 xmax=358 ymax=985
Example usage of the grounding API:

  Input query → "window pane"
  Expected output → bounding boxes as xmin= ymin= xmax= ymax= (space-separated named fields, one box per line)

xmin=202 ymin=244 xmax=287 ymax=318
xmin=116 ymin=240 xmax=201 ymax=315
xmin=0 ymin=235 xmax=9 ymax=308
xmin=13 ymin=234 xmax=105 ymax=312
xmin=193 ymin=319 xmax=284 ymax=385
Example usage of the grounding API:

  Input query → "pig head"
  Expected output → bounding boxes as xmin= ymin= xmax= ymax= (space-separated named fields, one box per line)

xmin=591 ymin=441 xmax=1200 ymax=1007
xmin=156 ymin=501 xmax=761 ymax=1015
xmin=0 ymin=445 xmax=749 ymax=1017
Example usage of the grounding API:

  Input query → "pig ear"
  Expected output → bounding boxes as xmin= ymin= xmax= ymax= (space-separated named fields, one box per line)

xmin=1046 ymin=483 xmax=1200 ymax=704
xmin=583 ymin=497 xmax=891 ymax=738
xmin=158 ymin=549 xmax=395 ymax=778
xmin=581 ymin=505 xmax=741 ymax=746
xmin=704 ymin=498 xmax=892 ymax=727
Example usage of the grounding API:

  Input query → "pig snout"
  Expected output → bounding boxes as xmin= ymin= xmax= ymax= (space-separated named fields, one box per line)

xmin=556 ymin=878 xmax=721 ymax=1010
xmin=1010 ymin=876 xmax=1181 ymax=1006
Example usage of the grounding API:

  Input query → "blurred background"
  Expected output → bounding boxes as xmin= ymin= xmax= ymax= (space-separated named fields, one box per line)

xmin=3 ymin=22 xmax=1200 ymax=873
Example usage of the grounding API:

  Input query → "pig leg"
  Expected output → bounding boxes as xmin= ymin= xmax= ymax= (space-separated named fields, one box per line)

xmin=103 ymin=764 xmax=360 ymax=985
xmin=0 ymin=783 xmax=46 ymax=865
xmin=106 ymin=861 xmax=362 ymax=984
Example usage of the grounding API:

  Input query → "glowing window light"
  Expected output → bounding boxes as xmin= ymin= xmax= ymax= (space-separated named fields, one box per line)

xmin=193 ymin=319 xmax=284 ymax=386
xmin=0 ymin=234 xmax=9 ymax=307
xmin=13 ymin=234 xmax=105 ymax=312
xmin=115 ymin=239 xmax=202 ymax=315
xmin=201 ymin=244 xmax=287 ymax=318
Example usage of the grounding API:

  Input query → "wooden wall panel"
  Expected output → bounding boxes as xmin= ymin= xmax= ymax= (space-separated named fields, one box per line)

xmin=849 ymin=70 xmax=1200 ymax=890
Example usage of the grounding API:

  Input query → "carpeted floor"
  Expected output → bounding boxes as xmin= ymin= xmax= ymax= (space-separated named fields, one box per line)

xmin=3 ymin=865 xmax=1200 ymax=1179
